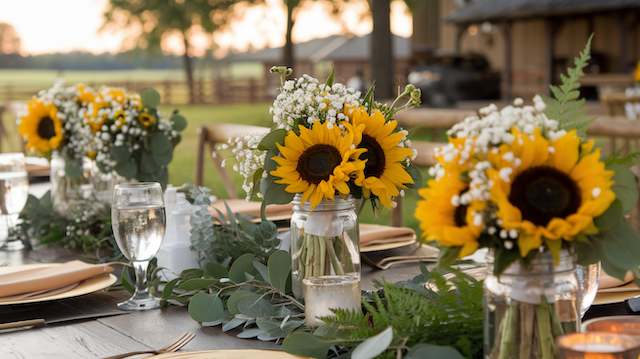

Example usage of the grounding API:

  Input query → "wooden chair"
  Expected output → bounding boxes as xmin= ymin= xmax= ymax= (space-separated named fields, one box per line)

xmin=601 ymin=93 xmax=640 ymax=119
xmin=391 ymin=140 xmax=444 ymax=227
xmin=588 ymin=116 xmax=640 ymax=155
xmin=195 ymin=123 xmax=269 ymax=198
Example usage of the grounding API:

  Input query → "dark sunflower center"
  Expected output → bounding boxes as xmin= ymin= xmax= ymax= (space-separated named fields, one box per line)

xmin=296 ymin=144 xmax=342 ymax=184
xmin=454 ymin=204 xmax=469 ymax=227
xmin=358 ymin=134 xmax=386 ymax=178
xmin=508 ymin=166 xmax=581 ymax=226
xmin=37 ymin=117 xmax=56 ymax=140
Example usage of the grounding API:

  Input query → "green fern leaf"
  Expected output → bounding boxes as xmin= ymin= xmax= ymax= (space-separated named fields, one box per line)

xmin=544 ymin=34 xmax=593 ymax=137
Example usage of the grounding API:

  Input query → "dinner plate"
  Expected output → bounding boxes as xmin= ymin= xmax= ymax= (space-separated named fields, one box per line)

xmin=0 ymin=263 xmax=117 ymax=305
xmin=593 ymin=290 xmax=640 ymax=305
xmin=360 ymin=236 xmax=417 ymax=253
xmin=150 ymin=349 xmax=306 ymax=358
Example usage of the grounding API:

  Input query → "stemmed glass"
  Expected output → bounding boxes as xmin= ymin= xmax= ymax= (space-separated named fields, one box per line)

xmin=0 ymin=153 xmax=28 ymax=251
xmin=112 ymin=182 xmax=166 ymax=310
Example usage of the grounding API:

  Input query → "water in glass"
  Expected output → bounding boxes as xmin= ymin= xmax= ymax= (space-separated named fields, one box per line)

xmin=112 ymin=182 xmax=165 ymax=311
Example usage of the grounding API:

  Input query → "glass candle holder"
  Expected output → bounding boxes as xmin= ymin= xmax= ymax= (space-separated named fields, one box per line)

xmin=583 ymin=316 xmax=640 ymax=336
xmin=557 ymin=332 xmax=640 ymax=358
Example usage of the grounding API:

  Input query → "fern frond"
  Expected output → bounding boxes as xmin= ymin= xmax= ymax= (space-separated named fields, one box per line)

xmin=544 ymin=35 xmax=593 ymax=137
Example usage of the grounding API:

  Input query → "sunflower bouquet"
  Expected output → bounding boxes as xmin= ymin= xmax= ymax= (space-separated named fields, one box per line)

xmin=82 ymin=86 xmax=186 ymax=187
xmin=416 ymin=38 xmax=640 ymax=358
xmin=19 ymin=82 xmax=93 ymax=174
xmin=231 ymin=67 xmax=421 ymax=296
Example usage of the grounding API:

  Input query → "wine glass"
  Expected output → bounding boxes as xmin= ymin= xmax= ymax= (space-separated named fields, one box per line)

xmin=0 ymin=153 xmax=28 ymax=251
xmin=112 ymin=182 xmax=166 ymax=310
xmin=577 ymin=262 xmax=601 ymax=318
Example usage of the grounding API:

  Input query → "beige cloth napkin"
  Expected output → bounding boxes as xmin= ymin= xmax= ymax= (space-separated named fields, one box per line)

xmin=360 ymin=223 xmax=416 ymax=246
xmin=210 ymin=199 xmax=292 ymax=219
xmin=0 ymin=261 xmax=113 ymax=299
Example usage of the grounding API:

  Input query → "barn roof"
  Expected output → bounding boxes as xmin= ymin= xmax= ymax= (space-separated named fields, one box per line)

xmin=447 ymin=0 xmax=640 ymax=24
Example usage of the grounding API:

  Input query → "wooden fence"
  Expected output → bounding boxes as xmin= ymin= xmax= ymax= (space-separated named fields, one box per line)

xmin=0 ymin=77 xmax=272 ymax=106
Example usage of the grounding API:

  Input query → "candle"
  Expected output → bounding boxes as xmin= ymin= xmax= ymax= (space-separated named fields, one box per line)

xmin=303 ymin=275 xmax=361 ymax=327
xmin=557 ymin=332 xmax=640 ymax=358
xmin=584 ymin=316 xmax=640 ymax=336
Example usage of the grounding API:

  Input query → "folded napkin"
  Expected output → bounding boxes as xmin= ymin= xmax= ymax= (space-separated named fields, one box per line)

xmin=210 ymin=199 xmax=292 ymax=220
xmin=0 ymin=261 xmax=113 ymax=299
xmin=360 ymin=224 xmax=416 ymax=246
xmin=599 ymin=271 xmax=636 ymax=290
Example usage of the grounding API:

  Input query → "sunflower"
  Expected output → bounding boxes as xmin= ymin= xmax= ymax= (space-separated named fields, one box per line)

xmin=19 ymin=98 xmax=63 ymax=154
xmin=348 ymin=107 xmax=414 ymax=207
xmin=270 ymin=121 xmax=365 ymax=208
xmin=635 ymin=61 xmax=640 ymax=83
xmin=489 ymin=129 xmax=615 ymax=258
xmin=76 ymin=83 xmax=95 ymax=104
xmin=415 ymin=170 xmax=483 ymax=257
xmin=138 ymin=111 xmax=157 ymax=128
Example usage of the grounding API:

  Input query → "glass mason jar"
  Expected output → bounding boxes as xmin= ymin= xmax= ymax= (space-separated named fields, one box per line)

xmin=290 ymin=195 xmax=361 ymax=326
xmin=484 ymin=249 xmax=580 ymax=358
xmin=87 ymin=160 xmax=126 ymax=205
xmin=50 ymin=153 xmax=93 ymax=214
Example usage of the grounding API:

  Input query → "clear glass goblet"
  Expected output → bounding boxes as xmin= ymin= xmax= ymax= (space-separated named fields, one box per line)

xmin=112 ymin=182 xmax=166 ymax=311
xmin=577 ymin=262 xmax=601 ymax=318
xmin=0 ymin=153 xmax=28 ymax=251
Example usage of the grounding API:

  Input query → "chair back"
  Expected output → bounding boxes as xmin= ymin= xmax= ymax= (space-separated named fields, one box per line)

xmin=195 ymin=123 xmax=269 ymax=198
xmin=602 ymin=92 xmax=640 ymax=119
xmin=391 ymin=140 xmax=444 ymax=227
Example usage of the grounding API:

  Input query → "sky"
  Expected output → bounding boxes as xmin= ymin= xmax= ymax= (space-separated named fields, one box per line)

xmin=0 ymin=0 xmax=412 ymax=56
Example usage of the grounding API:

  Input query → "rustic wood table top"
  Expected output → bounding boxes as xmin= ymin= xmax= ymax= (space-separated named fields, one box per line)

xmin=0 ymin=246 xmax=422 ymax=359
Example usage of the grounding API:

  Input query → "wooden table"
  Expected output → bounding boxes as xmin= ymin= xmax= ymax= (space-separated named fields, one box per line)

xmin=0 ymin=246 xmax=421 ymax=358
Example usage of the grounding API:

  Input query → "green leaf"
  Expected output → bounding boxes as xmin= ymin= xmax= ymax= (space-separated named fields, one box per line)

xmin=180 ymin=268 xmax=204 ymax=279
xmin=249 ymin=168 xmax=264 ymax=200
xmin=141 ymin=88 xmax=161 ymax=108
xmin=493 ymin=249 xmax=520 ymax=275
xmin=140 ymin=150 xmax=159 ymax=174
xmin=437 ymin=246 xmax=461 ymax=268
xmin=257 ymin=129 xmax=287 ymax=151
xmin=204 ymin=261 xmax=228 ymax=278
xmin=268 ymin=250 xmax=291 ymax=293
xmin=222 ymin=317 xmax=246 ymax=332
xmin=161 ymin=278 xmax=180 ymax=299
xmin=111 ymin=145 xmax=130 ymax=162
xmin=405 ymin=163 xmax=423 ymax=189
xmin=188 ymin=292 xmax=224 ymax=323
xmin=227 ymin=290 xmax=257 ymax=315
xmin=228 ymin=253 xmax=257 ymax=282
xmin=351 ymin=326 xmax=394 ymax=359
xmin=405 ymin=344 xmax=465 ymax=359
xmin=325 ymin=67 xmax=335 ymax=87
xmin=149 ymin=132 xmax=173 ymax=166
xmin=600 ymin=220 xmax=640 ymax=278
xmin=64 ymin=158 xmax=83 ymax=178
xmin=252 ymin=260 xmax=269 ymax=281
xmin=283 ymin=332 xmax=331 ymax=359
xmin=594 ymin=200 xmax=624 ymax=231
xmin=237 ymin=295 xmax=278 ymax=318
xmin=171 ymin=113 xmax=187 ymax=131
xmin=177 ymin=278 xmax=217 ymax=291
xmin=114 ymin=160 xmax=137 ymax=179
xmin=610 ymin=164 xmax=638 ymax=214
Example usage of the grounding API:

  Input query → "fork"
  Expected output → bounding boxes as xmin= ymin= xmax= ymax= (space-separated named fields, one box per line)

xmin=103 ymin=332 xmax=196 ymax=359
xmin=362 ymin=254 xmax=439 ymax=270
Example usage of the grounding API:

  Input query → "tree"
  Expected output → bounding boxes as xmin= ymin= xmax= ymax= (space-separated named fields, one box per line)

xmin=0 ymin=22 xmax=21 ymax=54
xmin=370 ymin=0 xmax=394 ymax=98
xmin=281 ymin=0 xmax=352 ymax=74
xmin=102 ymin=0 xmax=248 ymax=104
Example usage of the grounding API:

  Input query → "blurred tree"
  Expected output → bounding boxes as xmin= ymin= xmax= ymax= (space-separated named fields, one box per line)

xmin=370 ymin=0 xmax=393 ymax=98
xmin=0 ymin=22 xmax=21 ymax=54
xmin=281 ymin=0 xmax=352 ymax=74
xmin=102 ymin=0 xmax=250 ymax=104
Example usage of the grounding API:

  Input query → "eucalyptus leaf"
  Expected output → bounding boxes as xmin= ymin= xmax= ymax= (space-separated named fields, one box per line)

xmin=162 ymin=278 xmax=181 ymax=299
xmin=177 ymin=278 xmax=218 ymax=291
xmin=227 ymin=290 xmax=258 ymax=315
xmin=180 ymin=268 xmax=204 ymax=280
xmin=237 ymin=295 xmax=278 ymax=318
xmin=64 ymin=159 xmax=83 ymax=178
xmin=222 ymin=317 xmax=246 ymax=332
xmin=114 ymin=160 xmax=137 ymax=179
xmin=141 ymin=88 xmax=161 ymax=108
xmin=149 ymin=132 xmax=173 ymax=165
xmin=405 ymin=344 xmax=465 ymax=359
xmin=204 ymin=261 xmax=228 ymax=278
xmin=188 ymin=292 xmax=224 ymax=323
xmin=351 ymin=326 xmax=394 ymax=359
xmin=237 ymin=328 xmax=263 ymax=339
xmin=171 ymin=113 xmax=188 ymax=131
xmin=268 ymin=250 xmax=291 ymax=293
xmin=252 ymin=260 xmax=269 ymax=282
xmin=229 ymin=253 xmax=257 ymax=282
xmin=610 ymin=164 xmax=638 ymax=214
xmin=258 ymin=129 xmax=287 ymax=151
xmin=111 ymin=145 xmax=130 ymax=162
xmin=283 ymin=332 xmax=331 ymax=359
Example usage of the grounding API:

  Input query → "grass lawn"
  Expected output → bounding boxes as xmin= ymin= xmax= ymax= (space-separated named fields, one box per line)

xmin=1 ymin=102 xmax=425 ymax=230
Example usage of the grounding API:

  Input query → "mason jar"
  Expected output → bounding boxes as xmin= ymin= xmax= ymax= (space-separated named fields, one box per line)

xmin=484 ymin=249 xmax=579 ymax=358
xmin=290 ymin=194 xmax=361 ymax=326
xmin=50 ymin=153 xmax=93 ymax=214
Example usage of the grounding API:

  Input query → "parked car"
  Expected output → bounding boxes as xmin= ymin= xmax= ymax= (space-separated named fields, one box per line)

xmin=408 ymin=53 xmax=501 ymax=107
